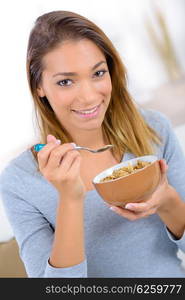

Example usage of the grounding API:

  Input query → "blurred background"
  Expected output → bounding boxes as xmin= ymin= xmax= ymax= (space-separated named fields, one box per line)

xmin=0 ymin=0 xmax=185 ymax=276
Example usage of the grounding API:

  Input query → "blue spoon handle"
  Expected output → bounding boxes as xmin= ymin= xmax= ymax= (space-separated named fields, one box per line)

xmin=33 ymin=144 xmax=46 ymax=152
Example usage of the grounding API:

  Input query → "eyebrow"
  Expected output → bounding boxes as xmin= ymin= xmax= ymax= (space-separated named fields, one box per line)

xmin=52 ymin=60 xmax=107 ymax=77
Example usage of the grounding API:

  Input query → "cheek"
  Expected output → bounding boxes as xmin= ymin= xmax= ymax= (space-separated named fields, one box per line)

xmin=48 ymin=89 xmax=74 ymax=110
xmin=98 ymin=77 xmax=112 ymax=96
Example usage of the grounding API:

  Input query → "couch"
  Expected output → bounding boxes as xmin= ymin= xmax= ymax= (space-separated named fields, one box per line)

xmin=0 ymin=238 xmax=27 ymax=278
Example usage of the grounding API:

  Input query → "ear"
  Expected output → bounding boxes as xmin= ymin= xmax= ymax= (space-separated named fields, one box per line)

xmin=37 ymin=86 xmax=45 ymax=98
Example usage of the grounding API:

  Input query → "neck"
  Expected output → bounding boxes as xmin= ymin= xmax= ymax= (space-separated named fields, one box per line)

xmin=70 ymin=127 xmax=108 ymax=149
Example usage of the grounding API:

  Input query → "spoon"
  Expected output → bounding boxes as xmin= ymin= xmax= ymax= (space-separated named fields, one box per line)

xmin=33 ymin=143 xmax=114 ymax=153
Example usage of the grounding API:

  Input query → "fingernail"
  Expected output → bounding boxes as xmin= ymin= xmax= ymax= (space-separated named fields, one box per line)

xmin=125 ymin=204 xmax=135 ymax=210
xmin=70 ymin=143 xmax=76 ymax=148
xmin=55 ymin=139 xmax=61 ymax=145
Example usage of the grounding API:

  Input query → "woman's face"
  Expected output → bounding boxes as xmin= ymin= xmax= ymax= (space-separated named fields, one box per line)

xmin=37 ymin=39 xmax=112 ymax=134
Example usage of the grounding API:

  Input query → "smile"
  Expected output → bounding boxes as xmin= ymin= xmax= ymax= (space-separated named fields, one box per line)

xmin=72 ymin=104 xmax=101 ymax=114
xmin=71 ymin=103 xmax=102 ymax=118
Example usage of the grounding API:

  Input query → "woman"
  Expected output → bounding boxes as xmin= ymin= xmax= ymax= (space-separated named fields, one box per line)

xmin=0 ymin=10 xmax=185 ymax=278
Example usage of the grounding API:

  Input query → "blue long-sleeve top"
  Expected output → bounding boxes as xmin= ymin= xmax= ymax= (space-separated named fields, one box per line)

xmin=0 ymin=108 xmax=185 ymax=277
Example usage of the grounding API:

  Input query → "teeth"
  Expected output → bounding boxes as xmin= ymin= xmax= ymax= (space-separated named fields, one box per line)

xmin=75 ymin=106 xmax=98 ymax=114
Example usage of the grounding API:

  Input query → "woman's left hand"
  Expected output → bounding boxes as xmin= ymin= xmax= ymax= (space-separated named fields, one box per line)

xmin=109 ymin=159 xmax=172 ymax=221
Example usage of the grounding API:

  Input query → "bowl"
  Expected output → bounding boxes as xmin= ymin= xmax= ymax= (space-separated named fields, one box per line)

xmin=92 ymin=155 xmax=161 ymax=207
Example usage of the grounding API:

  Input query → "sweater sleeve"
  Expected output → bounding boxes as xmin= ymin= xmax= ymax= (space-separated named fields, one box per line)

xmin=0 ymin=165 xmax=87 ymax=278
xmin=151 ymin=111 xmax=185 ymax=251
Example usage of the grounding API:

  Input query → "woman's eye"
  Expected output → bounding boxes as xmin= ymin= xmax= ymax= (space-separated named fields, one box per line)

xmin=94 ymin=70 xmax=108 ymax=77
xmin=57 ymin=79 xmax=72 ymax=86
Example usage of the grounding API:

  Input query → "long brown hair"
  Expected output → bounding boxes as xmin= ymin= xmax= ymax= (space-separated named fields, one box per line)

xmin=26 ymin=10 xmax=162 ymax=163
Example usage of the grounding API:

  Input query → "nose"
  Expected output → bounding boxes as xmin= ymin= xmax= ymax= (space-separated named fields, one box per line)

xmin=77 ymin=80 xmax=97 ymax=106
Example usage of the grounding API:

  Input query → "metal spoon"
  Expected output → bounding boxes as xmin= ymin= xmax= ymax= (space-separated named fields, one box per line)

xmin=33 ymin=143 xmax=114 ymax=153
xmin=74 ymin=144 xmax=114 ymax=153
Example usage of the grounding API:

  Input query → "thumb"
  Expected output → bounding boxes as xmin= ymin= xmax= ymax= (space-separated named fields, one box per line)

xmin=159 ymin=159 xmax=168 ymax=185
xmin=159 ymin=159 xmax=168 ymax=174
xmin=47 ymin=134 xmax=57 ymax=143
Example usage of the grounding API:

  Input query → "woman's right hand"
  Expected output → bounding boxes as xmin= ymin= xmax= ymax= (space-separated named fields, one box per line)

xmin=37 ymin=134 xmax=86 ymax=201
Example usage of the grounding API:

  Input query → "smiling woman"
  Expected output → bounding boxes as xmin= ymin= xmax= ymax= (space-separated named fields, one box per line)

xmin=0 ymin=10 xmax=185 ymax=278
xmin=27 ymin=10 xmax=161 ymax=159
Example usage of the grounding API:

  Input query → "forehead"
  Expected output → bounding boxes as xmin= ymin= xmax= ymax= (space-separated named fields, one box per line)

xmin=42 ymin=39 xmax=106 ymax=73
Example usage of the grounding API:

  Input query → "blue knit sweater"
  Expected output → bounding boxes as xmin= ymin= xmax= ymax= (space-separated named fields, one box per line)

xmin=0 ymin=109 xmax=185 ymax=277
